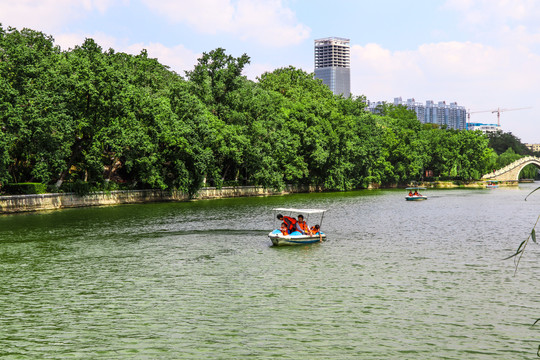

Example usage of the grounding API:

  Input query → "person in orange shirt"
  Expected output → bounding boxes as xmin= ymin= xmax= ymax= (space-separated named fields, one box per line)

xmin=295 ymin=214 xmax=312 ymax=235
xmin=280 ymin=222 xmax=289 ymax=235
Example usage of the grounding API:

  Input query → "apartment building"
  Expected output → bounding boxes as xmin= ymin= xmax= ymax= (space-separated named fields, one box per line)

xmin=391 ymin=97 xmax=467 ymax=130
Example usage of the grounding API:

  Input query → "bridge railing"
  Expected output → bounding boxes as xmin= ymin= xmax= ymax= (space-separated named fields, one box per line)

xmin=483 ymin=156 xmax=540 ymax=179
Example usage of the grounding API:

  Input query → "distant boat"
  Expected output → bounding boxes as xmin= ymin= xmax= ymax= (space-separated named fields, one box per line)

xmin=268 ymin=208 xmax=327 ymax=246
xmin=405 ymin=187 xmax=427 ymax=201
xmin=486 ymin=180 xmax=499 ymax=188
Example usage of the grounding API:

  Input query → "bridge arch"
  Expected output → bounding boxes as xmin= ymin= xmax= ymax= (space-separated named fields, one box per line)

xmin=482 ymin=156 xmax=540 ymax=182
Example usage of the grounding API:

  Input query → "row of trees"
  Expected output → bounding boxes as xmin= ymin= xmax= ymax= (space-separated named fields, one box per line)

xmin=0 ymin=25 xmax=530 ymax=195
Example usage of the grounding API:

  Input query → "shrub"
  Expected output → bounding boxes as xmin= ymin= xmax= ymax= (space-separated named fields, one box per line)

xmin=3 ymin=183 xmax=48 ymax=195
xmin=61 ymin=180 xmax=95 ymax=196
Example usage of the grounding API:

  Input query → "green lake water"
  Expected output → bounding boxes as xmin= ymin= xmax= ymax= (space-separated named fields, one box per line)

xmin=1 ymin=184 xmax=540 ymax=359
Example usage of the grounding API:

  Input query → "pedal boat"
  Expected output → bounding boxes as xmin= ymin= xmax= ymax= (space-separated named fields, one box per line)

xmin=268 ymin=208 xmax=327 ymax=246
xmin=405 ymin=187 xmax=427 ymax=201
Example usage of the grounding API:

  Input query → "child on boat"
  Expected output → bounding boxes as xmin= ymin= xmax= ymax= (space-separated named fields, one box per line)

xmin=277 ymin=214 xmax=297 ymax=234
xmin=280 ymin=222 xmax=289 ymax=235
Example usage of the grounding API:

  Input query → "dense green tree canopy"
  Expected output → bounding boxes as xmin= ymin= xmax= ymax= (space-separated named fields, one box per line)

xmin=0 ymin=25 xmax=525 ymax=195
xmin=487 ymin=131 xmax=531 ymax=156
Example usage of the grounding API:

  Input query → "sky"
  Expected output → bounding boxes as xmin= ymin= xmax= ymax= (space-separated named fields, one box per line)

xmin=1 ymin=0 xmax=539 ymax=143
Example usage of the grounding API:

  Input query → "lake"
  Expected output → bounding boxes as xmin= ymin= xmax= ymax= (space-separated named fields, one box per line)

xmin=1 ymin=184 xmax=540 ymax=359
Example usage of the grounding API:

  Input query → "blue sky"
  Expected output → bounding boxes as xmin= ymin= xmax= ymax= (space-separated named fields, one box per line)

xmin=1 ymin=0 xmax=539 ymax=143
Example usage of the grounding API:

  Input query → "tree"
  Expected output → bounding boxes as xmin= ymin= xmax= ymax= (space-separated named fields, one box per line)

xmin=0 ymin=25 xmax=504 ymax=194
xmin=496 ymin=148 xmax=521 ymax=168
xmin=487 ymin=131 xmax=530 ymax=155
xmin=0 ymin=25 xmax=66 ymax=185
xmin=185 ymin=48 xmax=250 ymax=118
xmin=520 ymin=164 xmax=539 ymax=180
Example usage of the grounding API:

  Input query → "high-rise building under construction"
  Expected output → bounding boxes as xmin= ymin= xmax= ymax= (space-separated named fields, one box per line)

xmin=314 ymin=37 xmax=350 ymax=97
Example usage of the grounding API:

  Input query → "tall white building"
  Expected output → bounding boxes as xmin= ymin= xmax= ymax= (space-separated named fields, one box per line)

xmin=314 ymin=37 xmax=350 ymax=97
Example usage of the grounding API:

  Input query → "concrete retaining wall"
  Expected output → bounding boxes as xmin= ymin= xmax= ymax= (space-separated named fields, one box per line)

xmin=0 ymin=185 xmax=313 ymax=214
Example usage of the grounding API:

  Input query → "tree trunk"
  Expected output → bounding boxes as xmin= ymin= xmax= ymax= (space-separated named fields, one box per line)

xmin=55 ymin=139 xmax=82 ymax=188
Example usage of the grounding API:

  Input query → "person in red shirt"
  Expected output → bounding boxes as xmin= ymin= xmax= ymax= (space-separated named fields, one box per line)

xmin=277 ymin=214 xmax=297 ymax=234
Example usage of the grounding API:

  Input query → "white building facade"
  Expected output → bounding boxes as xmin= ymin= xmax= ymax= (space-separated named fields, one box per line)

xmin=314 ymin=37 xmax=351 ymax=97
xmin=467 ymin=122 xmax=501 ymax=134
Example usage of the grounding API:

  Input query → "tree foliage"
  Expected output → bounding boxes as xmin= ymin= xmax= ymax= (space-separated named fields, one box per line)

xmin=487 ymin=131 xmax=531 ymax=156
xmin=0 ymin=25 xmax=518 ymax=195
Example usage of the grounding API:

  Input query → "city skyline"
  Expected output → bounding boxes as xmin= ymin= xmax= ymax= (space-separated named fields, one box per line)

xmin=367 ymin=97 xmax=468 ymax=131
xmin=1 ymin=0 xmax=539 ymax=142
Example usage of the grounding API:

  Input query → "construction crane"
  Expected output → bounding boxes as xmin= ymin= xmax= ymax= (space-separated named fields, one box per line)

xmin=467 ymin=107 xmax=532 ymax=127
xmin=467 ymin=109 xmax=494 ymax=130
xmin=491 ymin=107 xmax=531 ymax=126
xmin=467 ymin=109 xmax=492 ymax=123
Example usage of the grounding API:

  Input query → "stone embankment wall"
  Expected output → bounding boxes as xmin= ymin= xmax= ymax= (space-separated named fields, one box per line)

xmin=0 ymin=180 xmax=514 ymax=214
xmin=0 ymin=186 xmax=314 ymax=214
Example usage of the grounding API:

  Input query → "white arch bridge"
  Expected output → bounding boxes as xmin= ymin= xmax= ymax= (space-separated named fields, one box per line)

xmin=482 ymin=156 xmax=540 ymax=182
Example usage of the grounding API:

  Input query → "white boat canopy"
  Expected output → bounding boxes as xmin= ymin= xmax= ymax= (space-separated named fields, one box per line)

xmin=272 ymin=208 xmax=327 ymax=214
xmin=405 ymin=187 xmax=426 ymax=190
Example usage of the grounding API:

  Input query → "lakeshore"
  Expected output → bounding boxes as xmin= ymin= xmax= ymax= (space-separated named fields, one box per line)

xmin=0 ymin=180 xmax=519 ymax=214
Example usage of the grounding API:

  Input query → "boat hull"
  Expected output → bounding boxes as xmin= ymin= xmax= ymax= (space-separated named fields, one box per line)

xmin=268 ymin=230 xmax=326 ymax=246
xmin=405 ymin=196 xmax=427 ymax=201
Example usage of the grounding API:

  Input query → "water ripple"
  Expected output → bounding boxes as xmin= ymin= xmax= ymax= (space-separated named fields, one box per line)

xmin=1 ymin=186 xmax=540 ymax=358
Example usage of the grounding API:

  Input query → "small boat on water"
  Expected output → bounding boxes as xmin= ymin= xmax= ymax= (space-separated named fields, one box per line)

xmin=405 ymin=187 xmax=427 ymax=201
xmin=486 ymin=180 xmax=499 ymax=188
xmin=268 ymin=208 xmax=327 ymax=246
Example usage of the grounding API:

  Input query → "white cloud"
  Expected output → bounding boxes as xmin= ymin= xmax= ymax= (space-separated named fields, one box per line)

xmin=444 ymin=0 xmax=540 ymax=46
xmin=244 ymin=62 xmax=276 ymax=81
xmin=0 ymin=0 xmax=75 ymax=31
xmin=55 ymin=31 xmax=119 ymax=51
xmin=141 ymin=0 xmax=310 ymax=46
xmin=125 ymin=42 xmax=200 ymax=75
xmin=0 ymin=0 xmax=128 ymax=32
xmin=444 ymin=0 xmax=540 ymax=21
xmin=81 ymin=0 xmax=128 ymax=13
xmin=351 ymin=41 xmax=540 ymax=103
xmin=351 ymin=41 xmax=540 ymax=142
xmin=140 ymin=0 xmax=235 ymax=34
xmin=54 ymin=32 xmax=200 ymax=76
xmin=432 ymin=1 xmax=540 ymax=141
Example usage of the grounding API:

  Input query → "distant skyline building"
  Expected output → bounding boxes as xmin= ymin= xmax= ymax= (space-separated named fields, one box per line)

xmin=367 ymin=97 xmax=467 ymax=130
xmin=314 ymin=37 xmax=350 ymax=97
